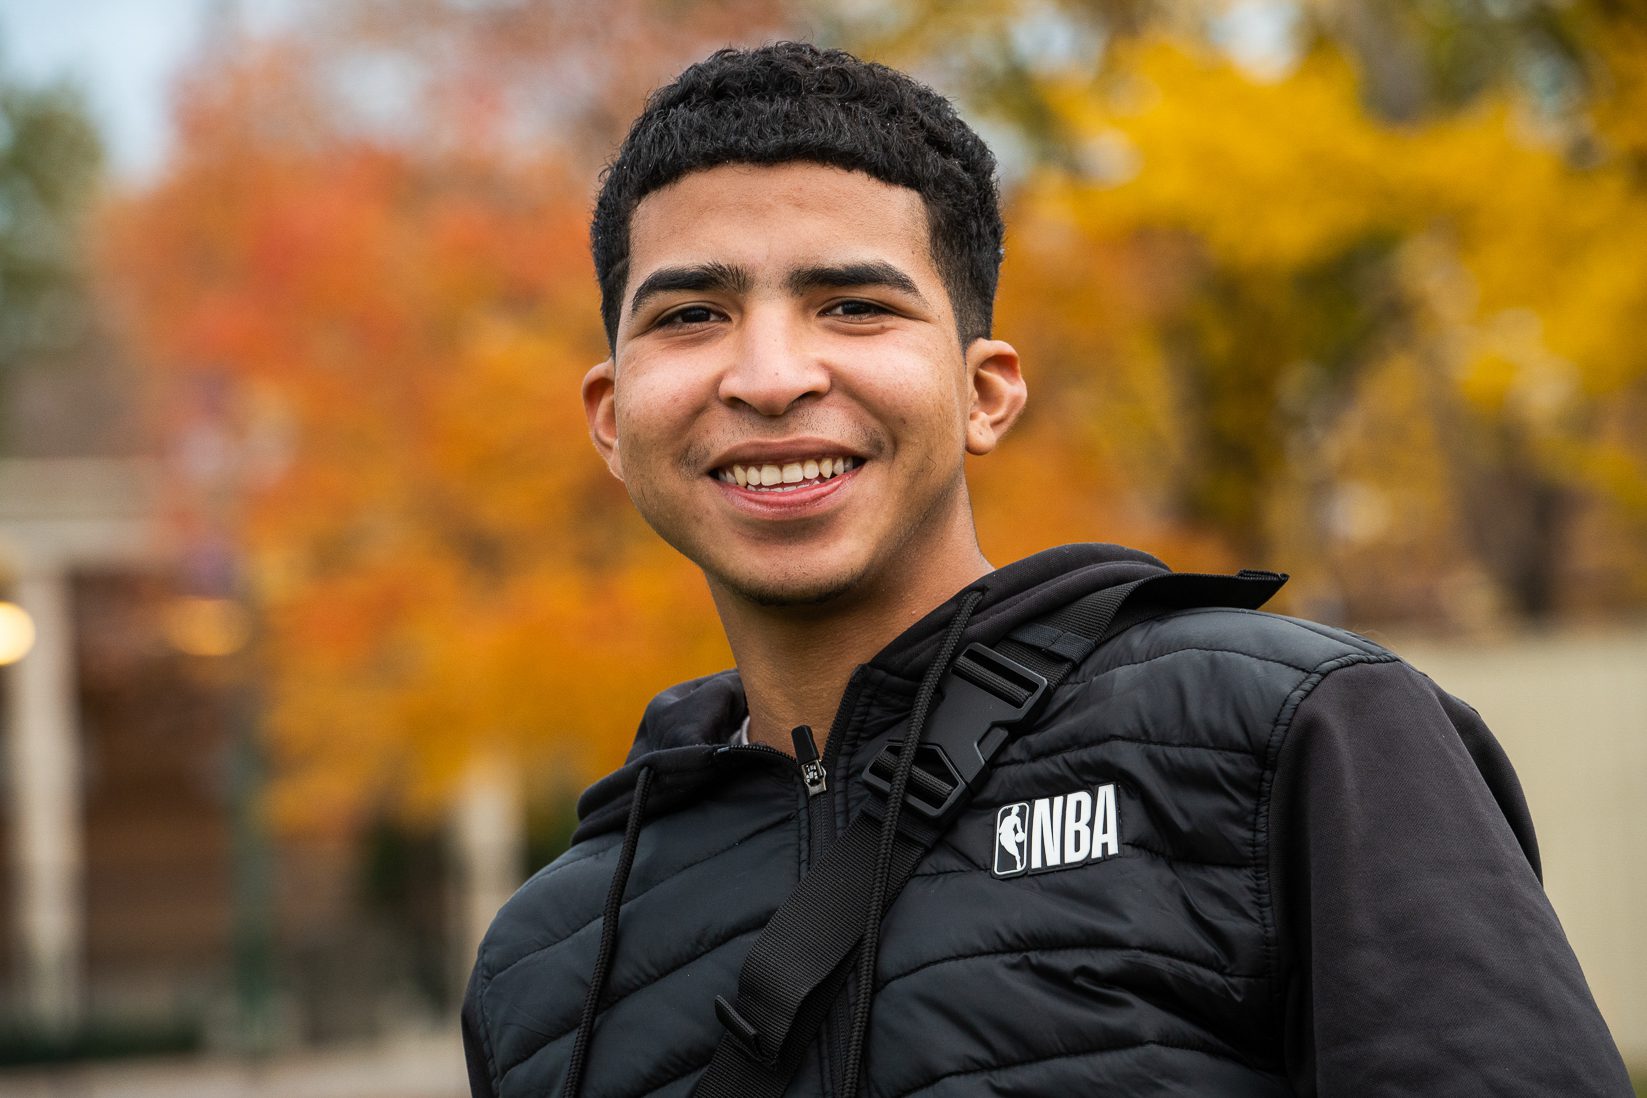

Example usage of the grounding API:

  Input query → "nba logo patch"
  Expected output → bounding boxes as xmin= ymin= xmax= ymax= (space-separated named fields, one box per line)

xmin=992 ymin=784 xmax=1120 ymax=879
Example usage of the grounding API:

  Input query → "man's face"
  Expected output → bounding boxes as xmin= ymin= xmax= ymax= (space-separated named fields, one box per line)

xmin=582 ymin=162 xmax=1023 ymax=611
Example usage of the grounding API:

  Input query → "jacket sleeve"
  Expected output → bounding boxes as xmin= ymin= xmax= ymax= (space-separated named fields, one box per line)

xmin=1268 ymin=657 xmax=1632 ymax=1097
xmin=461 ymin=957 xmax=500 ymax=1098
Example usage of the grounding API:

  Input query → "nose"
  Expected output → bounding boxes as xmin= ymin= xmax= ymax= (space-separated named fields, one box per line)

xmin=717 ymin=306 xmax=830 ymax=416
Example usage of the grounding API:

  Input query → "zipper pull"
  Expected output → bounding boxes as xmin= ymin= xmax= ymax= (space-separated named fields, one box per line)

xmin=791 ymin=724 xmax=828 ymax=796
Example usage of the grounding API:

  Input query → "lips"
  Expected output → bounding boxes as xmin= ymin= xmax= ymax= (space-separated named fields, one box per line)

xmin=714 ymin=456 xmax=859 ymax=490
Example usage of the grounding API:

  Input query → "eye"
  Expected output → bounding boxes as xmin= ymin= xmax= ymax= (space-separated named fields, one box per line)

xmin=660 ymin=304 xmax=719 ymax=327
xmin=824 ymin=299 xmax=890 ymax=320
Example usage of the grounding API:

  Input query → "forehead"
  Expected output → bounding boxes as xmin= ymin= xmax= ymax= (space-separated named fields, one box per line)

xmin=625 ymin=162 xmax=938 ymax=287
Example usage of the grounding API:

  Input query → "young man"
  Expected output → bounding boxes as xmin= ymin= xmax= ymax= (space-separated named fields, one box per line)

xmin=462 ymin=42 xmax=1631 ymax=1097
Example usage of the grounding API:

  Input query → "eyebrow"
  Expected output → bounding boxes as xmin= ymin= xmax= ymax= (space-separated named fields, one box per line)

xmin=627 ymin=259 xmax=929 ymax=321
xmin=627 ymin=261 xmax=752 ymax=318
xmin=786 ymin=261 xmax=926 ymax=303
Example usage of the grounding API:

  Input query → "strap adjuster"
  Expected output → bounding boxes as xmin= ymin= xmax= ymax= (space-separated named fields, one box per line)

xmin=863 ymin=643 xmax=1048 ymax=826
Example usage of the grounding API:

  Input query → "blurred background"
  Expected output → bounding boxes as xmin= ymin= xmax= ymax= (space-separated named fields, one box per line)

xmin=0 ymin=0 xmax=1642 ymax=1093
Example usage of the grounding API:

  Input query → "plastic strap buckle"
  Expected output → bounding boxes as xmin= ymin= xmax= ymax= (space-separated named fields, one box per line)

xmin=862 ymin=643 xmax=1049 ymax=826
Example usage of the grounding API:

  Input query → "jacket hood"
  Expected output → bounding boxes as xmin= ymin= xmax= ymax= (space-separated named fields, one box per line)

xmin=572 ymin=543 xmax=1170 ymax=841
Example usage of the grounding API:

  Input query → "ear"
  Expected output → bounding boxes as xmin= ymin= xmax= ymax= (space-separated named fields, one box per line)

xmin=963 ymin=339 xmax=1026 ymax=456
xmin=582 ymin=359 xmax=624 ymax=480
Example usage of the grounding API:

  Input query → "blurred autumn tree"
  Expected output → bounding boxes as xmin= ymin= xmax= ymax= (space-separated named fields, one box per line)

xmin=98 ymin=0 xmax=788 ymax=830
xmin=837 ymin=0 xmax=1647 ymax=626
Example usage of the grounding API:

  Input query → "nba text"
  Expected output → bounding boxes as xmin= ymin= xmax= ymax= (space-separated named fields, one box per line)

xmin=992 ymin=784 xmax=1120 ymax=879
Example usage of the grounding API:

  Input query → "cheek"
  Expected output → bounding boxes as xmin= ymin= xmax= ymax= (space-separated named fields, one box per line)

xmin=613 ymin=375 xmax=717 ymax=487
xmin=876 ymin=368 xmax=969 ymax=440
xmin=617 ymin=346 xmax=718 ymax=408
xmin=615 ymin=374 xmax=691 ymax=439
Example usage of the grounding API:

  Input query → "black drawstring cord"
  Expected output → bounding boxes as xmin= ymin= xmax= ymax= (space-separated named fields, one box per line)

xmin=841 ymin=587 xmax=984 ymax=1097
xmin=562 ymin=764 xmax=655 ymax=1098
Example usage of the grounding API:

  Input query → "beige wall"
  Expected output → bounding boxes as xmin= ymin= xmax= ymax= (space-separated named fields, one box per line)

xmin=1394 ymin=626 xmax=1647 ymax=1067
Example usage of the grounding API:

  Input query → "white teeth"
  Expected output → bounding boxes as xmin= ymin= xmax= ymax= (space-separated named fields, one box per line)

xmin=717 ymin=456 xmax=857 ymax=490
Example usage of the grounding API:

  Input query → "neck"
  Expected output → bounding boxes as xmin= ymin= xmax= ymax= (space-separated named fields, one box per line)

xmin=713 ymin=550 xmax=993 ymax=755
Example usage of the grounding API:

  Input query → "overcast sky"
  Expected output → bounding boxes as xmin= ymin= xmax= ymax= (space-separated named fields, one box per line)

xmin=0 ymin=0 xmax=298 ymax=180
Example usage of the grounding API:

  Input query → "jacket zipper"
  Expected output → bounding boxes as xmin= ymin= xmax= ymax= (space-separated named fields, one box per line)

xmin=792 ymin=724 xmax=829 ymax=796
xmin=816 ymin=669 xmax=866 ymax=1096
xmin=724 ymin=727 xmax=839 ymax=1094
xmin=798 ymin=724 xmax=838 ymax=1097
xmin=713 ymin=670 xmax=866 ymax=1096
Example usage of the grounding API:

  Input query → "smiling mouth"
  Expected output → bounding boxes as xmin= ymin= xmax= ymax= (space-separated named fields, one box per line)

xmin=713 ymin=456 xmax=860 ymax=491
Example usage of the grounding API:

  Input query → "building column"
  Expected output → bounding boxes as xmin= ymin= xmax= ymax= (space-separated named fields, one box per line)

xmin=451 ymin=752 xmax=523 ymax=998
xmin=3 ymin=562 xmax=84 ymax=1031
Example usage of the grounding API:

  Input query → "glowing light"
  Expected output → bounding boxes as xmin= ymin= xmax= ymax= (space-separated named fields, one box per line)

xmin=163 ymin=597 xmax=252 ymax=657
xmin=0 ymin=602 xmax=36 ymax=665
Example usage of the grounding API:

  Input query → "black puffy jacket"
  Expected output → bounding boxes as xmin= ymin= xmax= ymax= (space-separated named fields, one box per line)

xmin=463 ymin=544 xmax=1630 ymax=1097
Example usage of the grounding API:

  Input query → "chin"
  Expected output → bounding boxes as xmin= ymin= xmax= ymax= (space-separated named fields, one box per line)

xmin=714 ymin=564 xmax=870 ymax=609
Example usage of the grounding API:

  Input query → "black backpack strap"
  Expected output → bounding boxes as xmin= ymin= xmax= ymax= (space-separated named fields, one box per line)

xmin=691 ymin=569 xmax=1286 ymax=1096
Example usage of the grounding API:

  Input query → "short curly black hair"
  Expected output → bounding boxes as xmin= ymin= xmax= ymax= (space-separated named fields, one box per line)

xmin=591 ymin=42 xmax=1004 ymax=351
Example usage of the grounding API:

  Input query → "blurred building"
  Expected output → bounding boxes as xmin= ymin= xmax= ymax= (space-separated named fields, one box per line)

xmin=0 ymin=345 xmax=469 ymax=1067
xmin=1397 ymin=629 xmax=1647 ymax=1069
xmin=0 ymin=343 xmax=193 ymax=1045
xmin=0 ymin=455 xmax=176 ymax=1035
